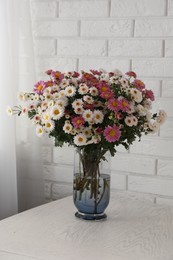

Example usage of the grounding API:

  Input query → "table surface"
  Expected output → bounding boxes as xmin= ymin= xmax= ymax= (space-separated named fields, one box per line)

xmin=0 ymin=191 xmax=173 ymax=260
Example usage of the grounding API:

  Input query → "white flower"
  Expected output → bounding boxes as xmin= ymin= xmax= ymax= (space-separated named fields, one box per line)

xmin=119 ymin=78 xmax=128 ymax=87
xmin=93 ymin=110 xmax=104 ymax=124
xmin=51 ymin=105 xmax=64 ymax=120
xmin=59 ymin=90 xmax=66 ymax=98
xmin=156 ymin=110 xmax=167 ymax=125
xmin=159 ymin=110 xmax=167 ymax=119
xmin=43 ymin=87 xmax=51 ymax=95
xmin=89 ymin=87 xmax=98 ymax=96
xmin=63 ymin=123 xmax=73 ymax=134
xmin=41 ymin=111 xmax=51 ymax=123
xmin=41 ymin=101 xmax=48 ymax=110
xmin=137 ymin=104 xmax=148 ymax=116
xmin=74 ymin=133 xmax=87 ymax=146
xmin=78 ymin=84 xmax=89 ymax=95
xmin=32 ymin=115 xmax=41 ymax=125
xmin=143 ymin=99 xmax=152 ymax=110
xmin=83 ymin=95 xmax=94 ymax=104
xmin=44 ymin=120 xmax=55 ymax=132
xmin=44 ymin=93 xmax=53 ymax=101
xmin=6 ymin=106 xmax=13 ymax=116
xmin=149 ymin=121 xmax=159 ymax=133
xmin=127 ymin=102 xmax=135 ymax=114
xmin=83 ymin=109 xmax=93 ymax=122
xmin=74 ymin=106 xmax=84 ymax=115
xmin=17 ymin=92 xmax=25 ymax=101
xmin=56 ymin=98 xmax=68 ymax=108
xmin=36 ymin=125 xmax=44 ymax=137
xmin=59 ymin=80 xmax=69 ymax=89
xmin=24 ymin=93 xmax=32 ymax=101
xmin=112 ymin=69 xmax=123 ymax=76
xmin=125 ymin=115 xmax=138 ymax=127
xmin=131 ymin=89 xmax=143 ymax=103
xmin=72 ymin=99 xmax=83 ymax=109
xmin=82 ymin=127 xmax=92 ymax=138
xmin=65 ymin=85 xmax=76 ymax=97
xmin=53 ymin=92 xmax=61 ymax=100
xmin=47 ymin=100 xmax=55 ymax=108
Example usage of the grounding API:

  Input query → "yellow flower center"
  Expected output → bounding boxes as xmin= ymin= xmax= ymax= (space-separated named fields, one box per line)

xmin=37 ymin=85 xmax=43 ymax=91
xmin=109 ymin=130 xmax=116 ymax=137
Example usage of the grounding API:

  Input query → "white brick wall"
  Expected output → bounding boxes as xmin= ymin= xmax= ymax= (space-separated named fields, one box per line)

xmin=30 ymin=0 xmax=173 ymax=205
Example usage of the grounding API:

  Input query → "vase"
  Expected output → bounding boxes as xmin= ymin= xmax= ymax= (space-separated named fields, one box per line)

xmin=73 ymin=147 xmax=111 ymax=221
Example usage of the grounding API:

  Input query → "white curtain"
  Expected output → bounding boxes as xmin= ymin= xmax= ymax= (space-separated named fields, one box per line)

xmin=0 ymin=0 xmax=44 ymax=220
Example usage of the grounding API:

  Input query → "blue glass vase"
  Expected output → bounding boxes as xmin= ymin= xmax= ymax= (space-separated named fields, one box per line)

xmin=73 ymin=148 xmax=111 ymax=221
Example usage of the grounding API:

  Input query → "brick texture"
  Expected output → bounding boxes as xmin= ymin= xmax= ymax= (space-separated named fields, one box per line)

xmin=30 ymin=0 xmax=173 ymax=204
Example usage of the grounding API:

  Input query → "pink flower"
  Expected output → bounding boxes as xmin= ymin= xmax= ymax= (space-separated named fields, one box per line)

xmin=97 ymin=81 xmax=111 ymax=93
xmin=100 ymin=91 xmax=114 ymax=100
xmin=103 ymin=125 xmax=121 ymax=143
xmin=132 ymin=79 xmax=145 ymax=91
xmin=126 ymin=71 xmax=137 ymax=78
xmin=34 ymin=81 xmax=46 ymax=94
xmin=51 ymin=71 xmax=64 ymax=82
xmin=107 ymin=98 xmax=120 ymax=112
xmin=90 ymin=69 xmax=101 ymax=76
xmin=145 ymin=89 xmax=155 ymax=101
xmin=118 ymin=98 xmax=130 ymax=112
xmin=45 ymin=69 xmax=53 ymax=75
xmin=72 ymin=116 xmax=85 ymax=128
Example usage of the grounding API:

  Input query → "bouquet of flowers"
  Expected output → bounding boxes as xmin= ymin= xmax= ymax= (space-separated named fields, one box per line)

xmin=7 ymin=68 xmax=166 ymax=157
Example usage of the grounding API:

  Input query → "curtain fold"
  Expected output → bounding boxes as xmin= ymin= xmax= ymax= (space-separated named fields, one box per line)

xmin=0 ymin=0 xmax=19 ymax=219
xmin=0 ymin=0 xmax=44 ymax=219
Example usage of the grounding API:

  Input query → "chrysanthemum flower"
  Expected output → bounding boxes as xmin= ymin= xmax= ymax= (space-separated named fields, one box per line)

xmin=72 ymin=116 xmax=85 ymax=128
xmin=44 ymin=120 xmax=55 ymax=132
xmin=100 ymin=91 xmax=114 ymax=100
xmin=74 ymin=133 xmax=87 ymax=146
xmin=74 ymin=106 xmax=84 ymax=115
xmin=126 ymin=71 xmax=137 ymax=78
xmin=42 ymin=111 xmax=51 ymax=123
xmin=107 ymin=98 xmax=120 ymax=112
xmin=78 ymin=84 xmax=89 ymax=95
xmin=125 ymin=116 xmax=138 ymax=127
xmin=131 ymin=89 xmax=143 ymax=103
xmin=59 ymin=80 xmax=69 ymax=89
xmin=83 ymin=95 xmax=94 ymax=104
xmin=118 ymin=98 xmax=130 ymax=112
xmin=83 ymin=109 xmax=93 ymax=122
xmin=72 ymin=99 xmax=83 ymax=109
xmin=51 ymin=105 xmax=64 ymax=120
xmin=34 ymin=81 xmax=46 ymax=95
xmin=18 ymin=92 xmax=25 ymax=101
xmin=36 ymin=125 xmax=44 ymax=137
xmin=103 ymin=125 xmax=121 ymax=142
xmin=32 ymin=115 xmax=41 ymax=125
xmin=63 ymin=123 xmax=73 ymax=134
xmin=132 ymin=79 xmax=145 ymax=91
xmin=65 ymin=85 xmax=76 ymax=97
xmin=93 ymin=110 xmax=104 ymax=124
xmin=6 ymin=106 xmax=13 ymax=116
xmin=145 ymin=89 xmax=155 ymax=101
xmin=89 ymin=87 xmax=98 ymax=96
xmin=83 ymin=127 xmax=92 ymax=138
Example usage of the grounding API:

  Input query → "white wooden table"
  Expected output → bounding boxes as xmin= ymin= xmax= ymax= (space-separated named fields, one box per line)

xmin=0 ymin=191 xmax=173 ymax=260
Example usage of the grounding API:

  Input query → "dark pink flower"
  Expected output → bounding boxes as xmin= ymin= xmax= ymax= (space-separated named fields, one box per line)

xmin=34 ymin=81 xmax=46 ymax=94
xmin=72 ymin=116 xmax=85 ymax=128
xmin=145 ymin=89 xmax=155 ymax=101
xmin=132 ymin=79 xmax=145 ymax=91
xmin=103 ymin=125 xmax=121 ymax=143
xmin=107 ymin=98 xmax=120 ymax=112
xmin=126 ymin=71 xmax=137 ymax=78
xmin=118 ymin=98 xmax=130 ymax=112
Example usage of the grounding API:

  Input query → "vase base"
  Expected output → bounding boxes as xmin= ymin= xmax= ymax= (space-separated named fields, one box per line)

xmin=75 ymin=211 xmax=107 ymax=221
